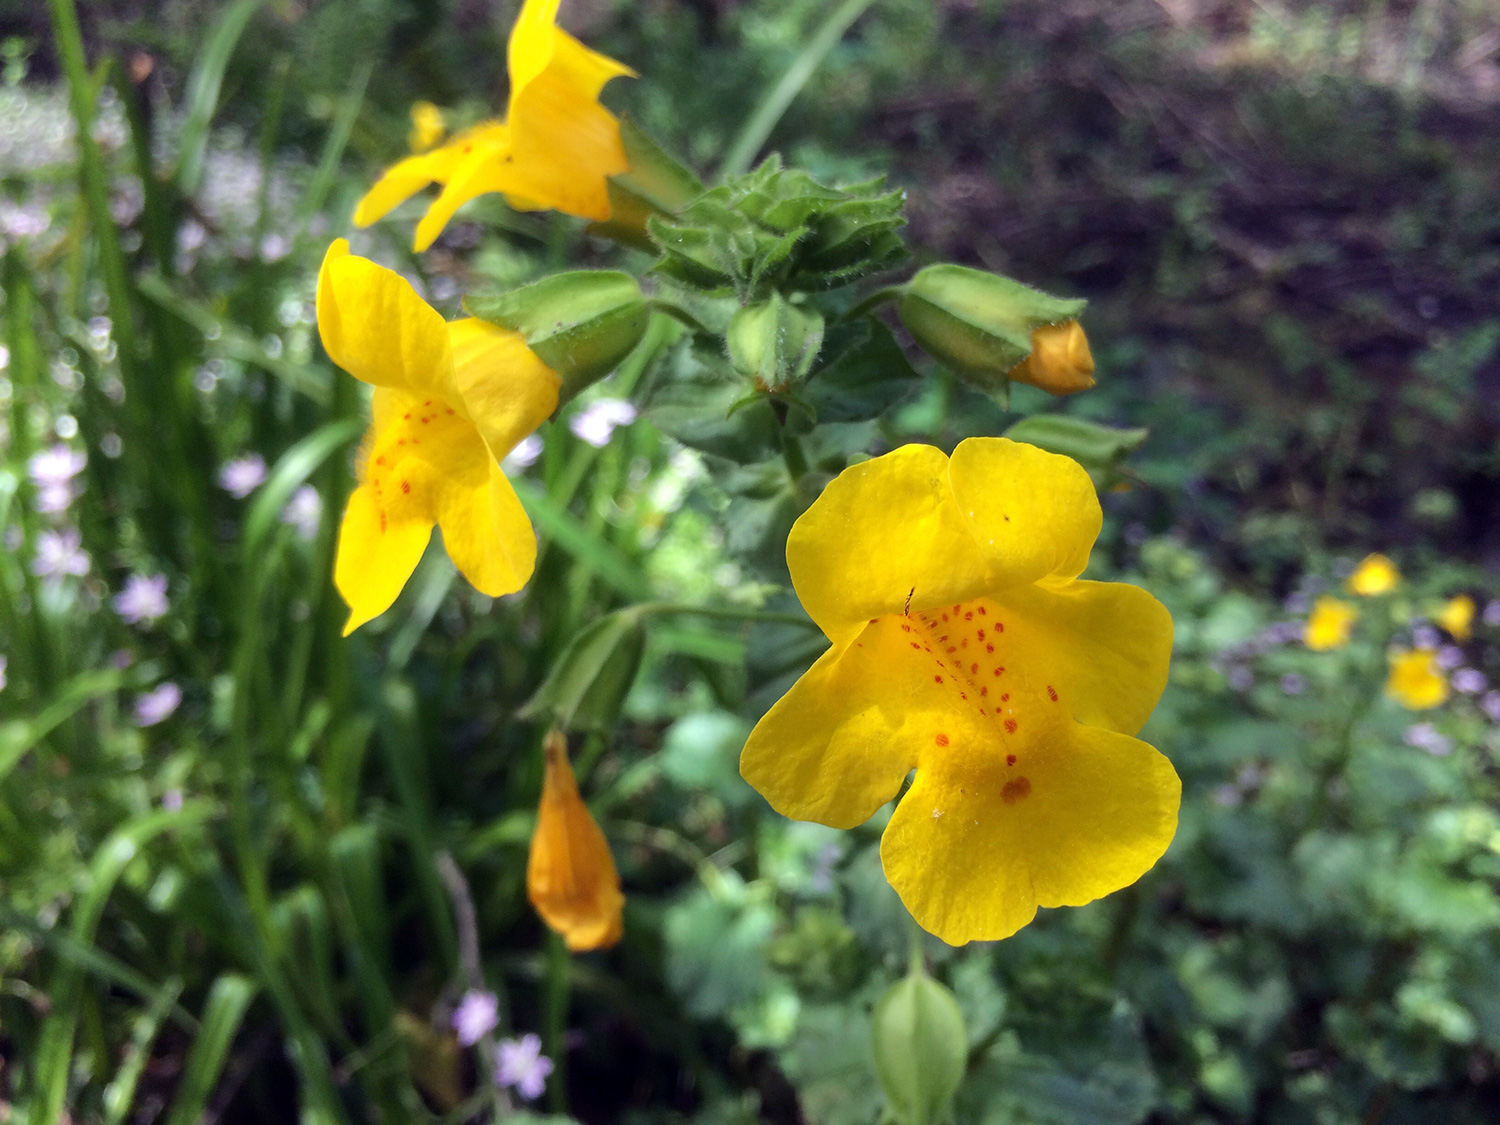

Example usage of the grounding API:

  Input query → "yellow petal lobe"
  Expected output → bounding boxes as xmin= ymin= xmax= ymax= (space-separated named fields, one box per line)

xmin=1437 ymin=595 xmax=1475 ymax=642
xmin=1385 ymin=649 xmax=1449 ymax=710
xmin=1347 ymin=553 xmax=1400 ymax=596
xmin=446 ymin=318 xmax=560 ymax=458
xmin=408 ymin=100 xmax=446 ymax=153
xmin=528 ymin=731 xmax=625 ymax=951
xmin=1304 ymin=597 xmax=1357 ymax=651
xmin=334 ymin=481 xmax=432 ymax=636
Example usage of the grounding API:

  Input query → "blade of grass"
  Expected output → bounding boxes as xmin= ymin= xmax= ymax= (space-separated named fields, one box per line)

xmin=164 ymin=973 xmax=258 ymax=1125
xmin=0 ymin=668 xmax=125 ymax=783
xmin=512 ymin=477 xmax=652 ymax=603
xmin=296 ymin=58 xmax=374 ymax=233
xmin=719 ymin=0 xmax=880 ymax=178
xmin=176 ymin=0 xmax=266 ymax=195
xmin=101 ymin=977 xmax=186 ymax=1125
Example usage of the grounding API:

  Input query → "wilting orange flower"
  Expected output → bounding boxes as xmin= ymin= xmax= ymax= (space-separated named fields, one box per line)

xmin=353 ymin=0 xmax=635 ymax=250
xmin=527 ymin=730 xmax=624 ymax=951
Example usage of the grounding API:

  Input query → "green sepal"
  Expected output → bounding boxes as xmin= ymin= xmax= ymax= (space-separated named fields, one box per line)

xmin=872 ymin=968 xmax=968 ymax=1125
xmin=1002 ymin=414 xmax=1148 ymax=485
xmin=898 ymin=264 xmax=1086 ymax=389
xmin=589 ymin=115 xmax=706 ymax=252
xmin=518 ymin=608 xmax=647 ymax=732
xmin=464 ymin=270 xmax=648 ymax=407
xmin=726 ymin=293 xmax=825 ymax=391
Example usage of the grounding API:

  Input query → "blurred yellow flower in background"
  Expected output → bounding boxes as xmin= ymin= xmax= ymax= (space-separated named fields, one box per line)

xmin=528 ymin=730 xmax=625 ymax=951
xmin=1347 ymin=553 xmax=1400 ymax=596
xmin=354 ymin=0 xmax=635 ymax=250
xmin=408 ymin=100 xmax=446 ymax=153
xmin=1385 ymin=648 xmax=1449 ymax=710
xmin=1304 ymin=596 xmax=1357 ymax=651
xmin=316 ymin=240 xmax=559 ymax=634
xmin=739 ymin=438 xmax=1179 ymax=945
xmin=1437 ymin=594 xmax=1475 ymax=642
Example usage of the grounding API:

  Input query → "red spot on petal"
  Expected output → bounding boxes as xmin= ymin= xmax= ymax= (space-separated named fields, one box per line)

xmin=977 ymin=606 xmax=986 ymax=615
xmin=400 ymin=480 xmax=411 ymax=494
xmin=959 ymin=692 xmax=967 ymax=700
xmin=902 ymin=624 xmax=911 ymax=632
xmin=934 ymin=676 xmax=943 ymax=684
xmin=911 ymin=642 xmax=921 ymax=649
xmin=970 ymin=663 xmax=979 ymax=673
xmin=935 ymin=733 xmax=949 ymax=746
xmin=980 ymin=687 xmax=988 ymax=696
xmin=1006 ymin=754 xmax=1017 ymax=766
xmin=379 ymin=511 xmax=387 ymax=532
xmin=993 ymin=667 xmax=1004 ymax=677
xmin=977 ymin=629 xmax=985 ymax=640
xmin=1047 ymin=685 xmax=1058 ymax=702
xmin=1002 ymin=776 xmax=1031 ymax=804
xmin=986 ymin=643 xmax=995 ymax=653
xmin=947 ymin=646 xmax=956 ymax=654
xmin=997 ymin=623 xmax=1004 ymax=632
xmin=964 ymin=612 xmax=973 ymax=620
xmin=952 ymin=604 xmax=960 ymax=613
xmin=1004 ymin=719 xmax=1018 ymax=734
xmin=1001 ymin=693 xmax=1010 ymax=701
xmin=403 ymin=412 xmax=411 ymax=420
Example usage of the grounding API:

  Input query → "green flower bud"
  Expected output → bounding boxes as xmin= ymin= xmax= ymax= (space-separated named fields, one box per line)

xmin=518 ymin=608 xmax=646 ymax=732
xmin=898 ymin=263 xmax=1086 ymax=391
xmin=726 ymin=293 xmax=825 ymax=392
xmin=872 ymin=968 xmax=968 ymax=1125
xmin=464 ymin=271 xmax=649 ymax=407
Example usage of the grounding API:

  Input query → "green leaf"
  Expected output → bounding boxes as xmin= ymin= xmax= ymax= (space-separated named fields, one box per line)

xmin=804 ymin=318 xmax=922 ymax=424
xmin=1001 ymin=415 xmax=1148 ymax=473
xmin=164 ymin=974 xmax=258 ymax=1125
xmin=519 ymin=609 xmax=648 ymax=731
xmin=176 ymin=0 xmax=265 ymax=195
xmin=0 ymin=668 xmax=125 ymax=783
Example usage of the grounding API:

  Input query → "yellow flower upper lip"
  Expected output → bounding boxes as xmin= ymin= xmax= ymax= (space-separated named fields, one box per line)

xmin=741 ymin=438 xmax=1179 ymax=945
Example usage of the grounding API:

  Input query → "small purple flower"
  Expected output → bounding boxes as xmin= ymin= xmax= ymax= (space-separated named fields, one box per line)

xmin=569 ymin=398 xmax=637 ymax=448
xmin=161 ymin=788 xmax=184 ymax=812
xmin=1483 ymin=600 xmax=1500 ymax=628
xmin=502 ymin=433 xmax=543 ymax=471
xmin=218 ymin=454 xmax=267 ymax=498
xmin=1436 ymin=645 xmax=1465 ymax=670
xmin=109 ymin=649 xmax=135 ymax=670
xmin=0 ymin=653 xmax=7 ymax=692
xmin=280 ymin=485 xmax=322 ymax=540
xmin=134 ymin=682 xmax=182 ymax=727
xmin=1210 ymin=783 xmax=1244 ymax=808
xmin=34 ymin=481 xmax=78 ymax=514
xmin=452 ymin=989 xmax=499 ymax=1047
xmin=113 ymin=573 xmax=169 ymax=624
xmin=28 ymin=443 xmax=87 ymax=489
xmin=495 ymin=1033 xmax=553 ymax=1101
xmin=1279 ymin=673 xmax=1306 ymax=696
xmin=1481 ymin=691 xmax=1500 ymax=723
xmin=1403 ymin=722 xmax=1452 ymax=757
xmin=1452 ymin=668 xmax=1487 ymax=695
xmin=1411 ymin=624 xmax=1441 ymax=650
xmin=1227 ymin=665 xmax=1254 ymax=692
xmin=33 ymin=529 xmax=90 ymax=580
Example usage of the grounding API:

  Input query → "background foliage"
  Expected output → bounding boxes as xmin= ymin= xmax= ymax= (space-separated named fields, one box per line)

xmin=1 ymin=0 xmax=1498 ymax=1122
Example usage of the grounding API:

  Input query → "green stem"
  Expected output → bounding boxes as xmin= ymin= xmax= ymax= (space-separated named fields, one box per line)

xmin=719 ymin=0 xmax=881 ymax=178
xmin=837 ymin=285 xmax=905 ymax=325
xmin=544 ymin=932 xmax=571 ymax=1115
xmin=780 ymin=431 xmax=810 ymax=483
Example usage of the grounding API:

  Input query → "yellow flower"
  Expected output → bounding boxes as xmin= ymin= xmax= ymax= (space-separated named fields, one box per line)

xmin=739 ymin=439 xmax=1180 ymax=945
xmin=408 ymin=100 xmax=446 ymax=153
xmin=1347 ymin=553 xmax=1400 ymax=596
xmin=1385 ymin=648 xmax=1449 ymax=710
xmin=527 ymin=730 xmax=625 ymax=951
xmin=316 ymin=239 xmax=560 ymax=634
xmin=353 ymin=0 xmax=636 ymax=251
xmin=1437 ymin=594 xmax=1475 ymax=642
xmin=1304 ymin=597 xmax=1357 ymax=651
xmin=1007 ymin=320 xmax=1096 ymax=396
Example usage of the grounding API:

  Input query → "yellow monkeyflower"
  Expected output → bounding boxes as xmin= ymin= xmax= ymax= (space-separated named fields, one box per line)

xmin=1304 ymin=596 xmax=1357 ymax=651
xmin=1347 ymin=553 xmax=1400 ymax=596
xmin=1007 ymin=320 xmax=1096 ymax=396
xmin=354 ymin=0 xmax=636 ymax=251
xmin=408 ymin=100 xmax=446 ymax=153
xmin=1385 ymin=648 xmax=1449 ymax=710
xmin=1438 ymin=594 xmax=1475 ymax=642
xmin=739 ymin=439 xmax=1180 ymax=945
xmin=316 ymin=239 xmax=560 ymax=634
xmin=528 ymin=730 xmax=625 ymax=951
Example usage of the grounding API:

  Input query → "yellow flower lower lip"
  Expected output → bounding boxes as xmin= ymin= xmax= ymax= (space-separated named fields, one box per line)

xmin=740 ymin=437 xmax=1180 ymax=946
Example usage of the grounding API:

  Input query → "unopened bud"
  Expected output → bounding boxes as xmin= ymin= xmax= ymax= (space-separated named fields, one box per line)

xmin=872 ymin=968 xmax=968 ymax=1125
xmin=464 ymin=271 xmax=648 ymax=407
xmin=1007 ymin=319 xmax=1094 ymax=395
xmin=898 ymin=263 xmax=1086 ymax=392
xmin=727 ymin=293 xmax=825 ymax=391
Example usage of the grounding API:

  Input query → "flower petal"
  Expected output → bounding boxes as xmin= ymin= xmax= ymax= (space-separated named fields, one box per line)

xmin=786 ymin=444 xmax=993 ymax=648
xmin=334 ymin=481 xmax=432 ymax=635
xmin=316 ymin=241 xmax=457 ymax=404
xmin=741 ymin=616 xmax=973 ymax=829
xmin=447 ymin=318 xmax=560 ymax=458
xmin=436 ymin=462 xmax=537 ymax=598
xmin=881 ymin=717 xmax=1180 ymax=945
xmin=990 ymin=577 xmax=1171 ymax=736
xmin=947 ymin=437 xmax=1100 ymax=585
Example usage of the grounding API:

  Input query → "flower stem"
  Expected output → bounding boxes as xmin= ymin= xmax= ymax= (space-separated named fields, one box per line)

xmin=544 ymin=931 xmax=571 ymax=1115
